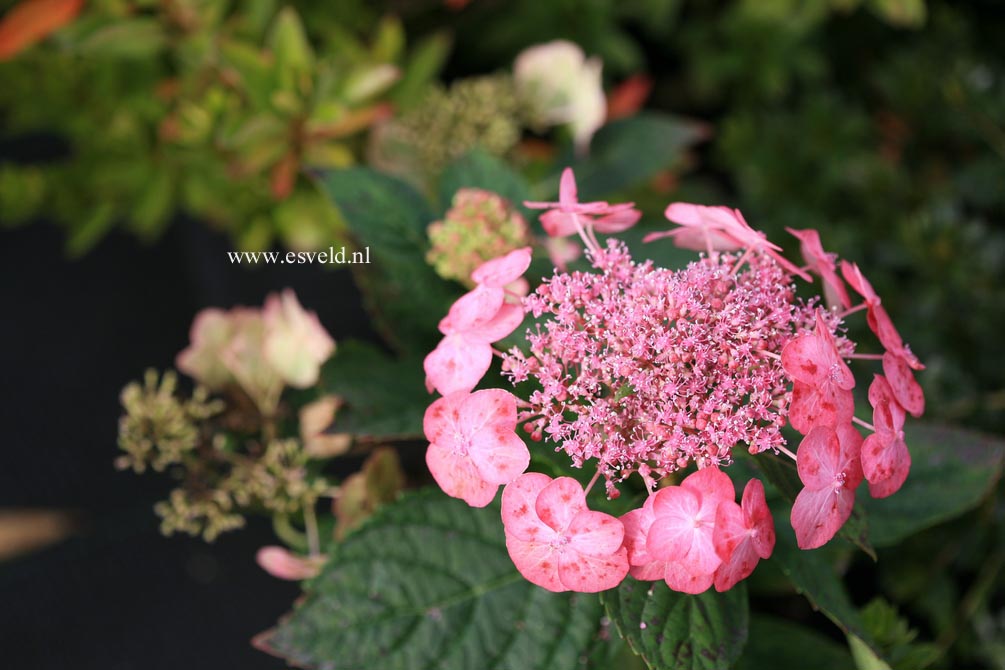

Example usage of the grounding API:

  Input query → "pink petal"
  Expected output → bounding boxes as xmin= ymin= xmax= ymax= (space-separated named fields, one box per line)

xmin=592 ymin=205 xmax=641 ymax=233
xmin=470 ymin=247 xmax=533 ymax=288
xmin=425 ymin=440 xmax=498 ymax=508
xmin=648 ymin=487 xmax=720 ymax=575
xmin=463 ymin=302 xmax=524 ymax=343
xmin=796 ymin=425 xmax=842 ymax=490
xmin=790 ymin=485 xmax=855 ymax=550
xmin=423 ymin=334 xmax=492 ymax=395
xmin=629 ymin=560 xmax=666 ymax=581
xmin=540 ymin=209 xmax=579 ymax=237
xmin=568 ymin=510 xmax=625 ymax=556
xmin=558 ymin=548 xmax=630 ymax=592
xmin=663 ymin=561 xmax=714 ymax=595
xmin=868 ymin=375 xmax=906 ymax=427
xmin=459 ymin=388 xmax=518 ymax=434
xmin=882 ymin=351 xmax=925 ymax=418
xmin=559 ymin=167 xmax=578 ymax=209
xmin=861 ymin=403 xmax=910 ymax=498
xmin=713 ymin=539 xmax=759 ymax=592
xmin=505 ymin=536 xmax=564 ymax=591
xmin=867 ymin=302 xmax=905 ymax=355
xmin=422 ymin=392 xmax=463 ymax=445
xmin=620 ymin=506 xmax=657 ymax=567
xmin=469 ymin=429 xmax=529 ymax=485
xmin=782 ymin=333 xmax=833 ymax=386
xmin=681 ymin=466 xmax=735 ymax=504
xmin=440 ymin=286 xmax=504 ymax=334
xmin=256 ymin=546 xmax=324 ymax=580
xmin=788 ymin=381 xmax=855 ymax=435
xmin=535 ymin=477 xmax=587 ymax=533
xmin=501 ymin=473 xmax=554 ymax=542
xmin=840 ymin=260 xmax=878 ymax=304
xmin=741 ymin=479 xmax=775 ymax=559
xmin=712 ymin=499 xmax=748 ymax=563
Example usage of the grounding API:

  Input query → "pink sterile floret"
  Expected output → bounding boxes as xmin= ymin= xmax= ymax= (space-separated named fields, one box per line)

xmin=862 ymin=375 xmax=911 ymax=498
xmin=786 ymin=227 xmax=852 ymax=309
xmin=782 ymin=310 xmax=856 ymax=434
xmin=713 ymin=478 xmax=775 ymax=592
xmin=502 ymin=473 xmax=629 ymax=592
xmin=470 ymin=246 xmax=533 ymax=288
xmin=790 ymin=423 xmax=864 ymax=549
xmin=424 ymin=389 xmax=530 ymax=508
xmin=622 ymin=467 xmax=739 ymax=594
xmin=525 ymin=167 xmax=641 ymax=237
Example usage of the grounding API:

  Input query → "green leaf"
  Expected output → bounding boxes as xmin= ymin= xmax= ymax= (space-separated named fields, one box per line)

xmin=269 ymin=7 xmax=314 ymax=93
xmin=312 ymin=167 xmax=458 ymax=353
xmin=392 ymin=31 xmax=452 ymax=110
xmin=601 ymin=579 xmax=749 ymax=670
xmin=319 ymin=340 xmax=428 ymax=440
xmin=76 ymin=18 xmax=167 ymax=58
xmin=438 ymin=149 xmax=532 ymax=215
xmin=734 ymin=615 xmax=855 ymax=670
xmin=858 ymin=423 xmax=1005 ymax=547
xmin=756 ymin=451 xmax=876 ymax=560
xmin=261 ymin=490 xmax=605 ymax=670
xmin=770 ymin=518 xmax=887 ymax=660
xmin=555 ymin=112 xmax=706 ymax=200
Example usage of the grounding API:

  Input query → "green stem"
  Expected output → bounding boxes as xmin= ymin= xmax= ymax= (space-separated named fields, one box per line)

xmin=272 ymin=513 xmax=308 ymax=552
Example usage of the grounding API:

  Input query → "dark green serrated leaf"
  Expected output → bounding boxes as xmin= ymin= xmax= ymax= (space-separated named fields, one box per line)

xmin=756 ymin=451 xmax=875 ymax=560
xmin=858 ymin=423 xmax=1005 ymax=547
xmin=601 ymin=579 xmax=748 ymax=670
xmin=438 ymin=149 xmax=533 ymax=216
xmin=555 ymin=112 xmax=706 ymax=200
xmin=313 ymin=168 xmax=458 ymax=353
xmin=262 ymin=489 xmax=605 ymax=670
xmin=320 ymin=340 xmax=428 ymax=440
xmin=734 ymin=615 xmax=855 ymax=670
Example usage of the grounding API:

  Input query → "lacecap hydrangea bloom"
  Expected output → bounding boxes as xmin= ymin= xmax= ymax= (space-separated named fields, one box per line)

xmin=423 ymin=168 xmax=924 ymax=593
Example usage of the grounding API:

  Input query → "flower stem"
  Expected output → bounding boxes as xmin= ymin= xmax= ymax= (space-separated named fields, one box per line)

xmin=852 ymin=416 xmax=875 ymax=431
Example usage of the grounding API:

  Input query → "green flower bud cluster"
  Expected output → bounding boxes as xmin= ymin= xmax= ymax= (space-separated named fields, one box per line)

xmin=427 ymin=188 xmax=531 ymax=286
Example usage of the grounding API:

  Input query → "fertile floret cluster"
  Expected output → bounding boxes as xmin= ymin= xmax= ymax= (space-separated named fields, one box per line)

xmin=422 ymin=168 xmax=925 ymax=594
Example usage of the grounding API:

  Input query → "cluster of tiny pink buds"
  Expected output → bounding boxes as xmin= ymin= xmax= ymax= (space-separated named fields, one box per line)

xmin=422 ymin=167 xmax=925 ymax=594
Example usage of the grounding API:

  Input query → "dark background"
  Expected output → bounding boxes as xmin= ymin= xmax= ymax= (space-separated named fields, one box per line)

xmin=0 ymin=216 xmax=376 ymax=669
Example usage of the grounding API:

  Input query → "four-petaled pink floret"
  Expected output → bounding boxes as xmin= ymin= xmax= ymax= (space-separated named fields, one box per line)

xmin=424 ymin=389 xmax=530 ymax=508
xmin=502 ymin=473 xmax=629 ymax=592
xmin=790 ymin=424 xmax=864 ymax=549
xmin=525 ymin=167 xmax=641 ymax=238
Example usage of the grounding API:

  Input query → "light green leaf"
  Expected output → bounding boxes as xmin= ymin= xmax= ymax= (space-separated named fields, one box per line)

xmin=601 ymin=579 xmax=748 ymax=670
xmin=261 ymin=490 xmax=605 ymax=670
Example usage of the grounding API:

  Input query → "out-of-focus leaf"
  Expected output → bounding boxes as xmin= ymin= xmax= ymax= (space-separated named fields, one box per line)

xmin=76 ymin=18 xmax=167 ymax=58
xmin=0 ymin=0 xmax=83 ymax=61
xmin=438 ymin=149 xmax=532 ymax=215
xmin=868 ymin=0 xmax=927 ymax=28
xmin=268 ymin=7 xmax=313 ymax=93
xmin=318 ymin=340 xmax=428 ymax=441
xmin=259 ymin=490 xmax=605 ymax=670
xmin=553 ymin=111 xmax=707 ymax=200
xmin=219 ymin=40 xmax=274 ymax=109
xmin=391 ymin=31 xmax=451 ymax=110
xmin=132 ymin=167 xmax=174 ymax=237
xmin=602 ymin=579 xmax=748 ymax=670
xmin=313 ymin=167 xmax=457 ymax=353
xmin=858 ymin=423 xmax=1005 ymax=547
xmin=342 ymin=63 xmax=400 ymax=104
xmin=66 ymin=201 xmax=115 ymax=257
xmin=734 ymin=615 xmax=855 ymax=670
xmin=371 ymin=14 xmax=405 ymax=63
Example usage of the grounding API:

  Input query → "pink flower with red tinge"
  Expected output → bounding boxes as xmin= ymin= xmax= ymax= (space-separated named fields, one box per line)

xmin=421 ymin=166 xmax=925 ymax=594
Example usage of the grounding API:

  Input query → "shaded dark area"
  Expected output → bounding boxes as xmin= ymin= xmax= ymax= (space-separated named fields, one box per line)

xmin=0 ymin=216 xmax=375 ymax=668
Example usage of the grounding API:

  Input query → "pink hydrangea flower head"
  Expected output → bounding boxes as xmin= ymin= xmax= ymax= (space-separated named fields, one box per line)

xmin=786 ymin=227 xmax=852 ymax=309
xmin=502 ymin=473 xmax=629 ymax=592
xmin=470 ymin=246 xmax=533 ymax=288
xmin=862 ymin=375 xmax=910 ymax=498
xmin=262 ymin=289 xmax=336 ymax=389
xmin=712 ymin=478 xmax=775 ymax=592
xmin=424 ymin=389 xmax=529 ymax=507
xmin=790 ymin=423 xmax=863 ymax=549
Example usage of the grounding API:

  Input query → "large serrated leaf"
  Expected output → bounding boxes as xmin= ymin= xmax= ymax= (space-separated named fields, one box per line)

xmin=313 ymin=168 xmax=458 ymax=353
xmin=858 ymin=423 xmax=1004 ymax=547
xmin=601 ymin=579 xmax=748 ymax=670
xmin=261 ymin=490 xmax=604 ymax=670
xmin=319 ymin=340 xmax=428 ymax=441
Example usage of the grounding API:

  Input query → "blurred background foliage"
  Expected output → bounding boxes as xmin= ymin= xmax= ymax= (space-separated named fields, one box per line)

xmin=3 ymin=1 xmax=1005 ymax=668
